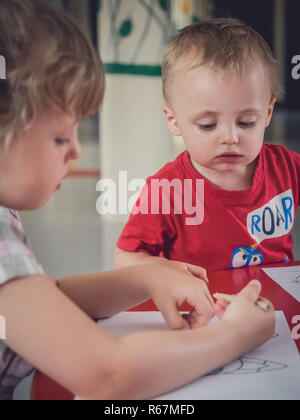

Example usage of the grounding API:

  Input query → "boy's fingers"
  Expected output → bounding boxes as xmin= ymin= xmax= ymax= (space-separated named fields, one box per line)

xmin=161 ymin=296 xmax=214 ymax=330
xmin=187 ymin=265 xmax=209 ymax=283
xmin=215 ymin=298 xmax=229 ymax=310
xmin=238 ymin=280 xmax=262 ymax=303
xmin=184 ymin=308 xmax=212 ymax=328
xmin=200 ymin=281 xmax=215 ymax=307
xmin=214 ymin=299 xmax=229 ymax=319
xmin=214 ymin=303 xmax=225 ymax=320
xmin=159 ymin=301 xmax=189 ymax=330
xmin=187 ymin=296 xmax=215 ymax=327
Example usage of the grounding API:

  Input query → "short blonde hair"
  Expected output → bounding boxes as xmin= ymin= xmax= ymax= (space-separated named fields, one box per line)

xmin=162 ymin=18 xmax=281 ymax=104
xmin=0 ymin=0 xmax=105 ymax=147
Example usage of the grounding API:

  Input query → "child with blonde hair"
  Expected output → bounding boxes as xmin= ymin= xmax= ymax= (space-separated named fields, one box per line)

xmin=0 ymin=1 xmax=274 ymax=400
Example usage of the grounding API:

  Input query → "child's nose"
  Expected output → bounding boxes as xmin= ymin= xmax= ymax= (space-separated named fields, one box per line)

xmin=69 ymin=136 xmax=82 ymax=160
xmin=222 ymin=125 xmax=239 ymax=145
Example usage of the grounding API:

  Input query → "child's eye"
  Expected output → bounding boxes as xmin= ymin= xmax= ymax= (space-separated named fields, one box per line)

xmin=198 ymin=124 xmax=217 ymax=131
xmin=238 ymin=121 xmax=256 ymax=128
xmin=55 ymin=138 xmax=70 ymax=146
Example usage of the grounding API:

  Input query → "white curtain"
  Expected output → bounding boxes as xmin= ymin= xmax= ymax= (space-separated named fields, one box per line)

xmin=171 ymin=0 xmax=213 ymax=30
xmin=98 ymin=0 xmax=173 ymax=221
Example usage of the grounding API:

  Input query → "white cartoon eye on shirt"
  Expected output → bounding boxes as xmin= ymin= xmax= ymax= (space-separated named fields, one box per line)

xmin=248 ymin=254 xmax=263 ymax=266
xmin=230 ymin=246 xmax=264 ymax=269
xmin=231 ymin=250 xmax=248 ymax=268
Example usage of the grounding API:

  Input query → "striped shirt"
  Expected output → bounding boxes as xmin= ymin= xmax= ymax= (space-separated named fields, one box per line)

xmin=0 ymin=207 xmax=44 ymax=400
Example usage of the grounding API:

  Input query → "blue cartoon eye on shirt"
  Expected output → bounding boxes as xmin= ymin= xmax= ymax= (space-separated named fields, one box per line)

xmin=230 ymin=245 xmax=264 ymax=269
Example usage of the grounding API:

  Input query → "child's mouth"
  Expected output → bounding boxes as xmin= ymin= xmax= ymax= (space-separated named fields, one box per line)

xmin=216 ymin=154 xmax=243 ymax=163
xmin=56 ymin=173 xmax=68 ymax=190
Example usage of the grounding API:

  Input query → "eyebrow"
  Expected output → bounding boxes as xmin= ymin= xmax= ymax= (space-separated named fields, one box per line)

xmin=239 ymin=108 xmax=261 ymax=114
xmin=191 ymin=111 xmax=219 ymax=119
xmin=191 ymin=109 xmax=261 ymax=120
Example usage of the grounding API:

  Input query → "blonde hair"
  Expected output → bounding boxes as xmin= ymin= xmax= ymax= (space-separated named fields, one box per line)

xmin=162 ymin=18 xmax=281 ymax=104
xmin=0 ymin=0 xmax=105 ymax=147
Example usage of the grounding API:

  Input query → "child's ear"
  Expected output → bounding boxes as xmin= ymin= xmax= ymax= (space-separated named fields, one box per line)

xmin=163 ymin=105 xmax=182 ymax=136
xmin=266 ymin=96 xmax=277 ymax=127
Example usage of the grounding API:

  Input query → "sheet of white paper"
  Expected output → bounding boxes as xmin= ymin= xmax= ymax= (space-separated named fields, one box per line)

xmin=263 ymin=266 xmax=300 ymax=303
xmin=97 ymin=311 xmax=300 ymax=400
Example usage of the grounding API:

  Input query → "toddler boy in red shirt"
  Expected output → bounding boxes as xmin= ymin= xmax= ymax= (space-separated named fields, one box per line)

xmin=115 ymin=19 xmax=300 ymax=279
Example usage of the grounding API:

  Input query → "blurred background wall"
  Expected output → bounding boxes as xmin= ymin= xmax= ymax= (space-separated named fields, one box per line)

xmin=55 ymin=0 xmax=300 ymax=108
xmin=98 ymin=0 xmax=173 ymax=222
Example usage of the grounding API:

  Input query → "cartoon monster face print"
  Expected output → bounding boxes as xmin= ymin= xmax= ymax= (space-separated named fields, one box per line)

xmin=230 ymin=245 xmax=264 ymax=269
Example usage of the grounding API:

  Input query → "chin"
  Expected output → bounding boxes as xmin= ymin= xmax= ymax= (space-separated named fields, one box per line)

xmin=219 ymin=164 xmax=243 ymax=171
xmin=25 ymin=195 xmax=52 ymax=210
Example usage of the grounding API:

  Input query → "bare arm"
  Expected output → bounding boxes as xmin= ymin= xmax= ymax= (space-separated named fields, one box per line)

xmin=0 ymin=276 xmax=275 ymax=400
xmin=59 ymin=264 xmax=215 ymax=329
xmin=114 ymin=247 xmax=209 ymax=281
xmin=57 ymin=266 xmax=151 ymax=320
xmin=114 ymin=247 xmax=167 ymax=268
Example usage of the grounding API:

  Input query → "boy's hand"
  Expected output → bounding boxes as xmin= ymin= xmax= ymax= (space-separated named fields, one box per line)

xmin=145 ymin=265 xmax=215 ymax=330
xmin=214 ymin=296 xmax=230 ymax=319
xmin=148 ymin=257 xmax=209 ymax=283
xmin=164 ymin=260 xmax=209 ymax=283
xmin=218 ymin=281 xmax=275 ymax=352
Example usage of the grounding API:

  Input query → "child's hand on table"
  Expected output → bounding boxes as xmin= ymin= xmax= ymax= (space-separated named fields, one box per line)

xmin=162 ymin=259 xmax=209 ymax=283
xmin=144 ymin=264 xmax=215 ymax=330
xmin=114 ymin=249 xmax=214 ymax=329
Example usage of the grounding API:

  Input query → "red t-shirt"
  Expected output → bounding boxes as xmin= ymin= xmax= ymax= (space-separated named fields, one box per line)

xmin=117 ymin=144 xmax=300 ymax=273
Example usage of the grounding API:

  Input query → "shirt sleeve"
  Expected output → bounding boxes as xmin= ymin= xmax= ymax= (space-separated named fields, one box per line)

xmin=290 ymin=150 xmax=300 ymax=206
xmin=0 ymin=208 xmax=44 ymax=286
xmin=117 ymin=180 xmax=177 ymax=257
xmin=296 ymin=152 xmax=300 ymax=205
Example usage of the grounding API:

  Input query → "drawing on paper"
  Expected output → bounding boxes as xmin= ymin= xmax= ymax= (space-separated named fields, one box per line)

xmin=293 ymin=275 xmax=300 ymax=285
xmin=206 ymin=357 xmax=288 ymax=377
xmin=206 ymin=332 xmax=286 ymax=377
xmin=91 ymin=311 xmax=300 ymax=401
xmin=263 ymin=266 xmax=300 ymax=303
